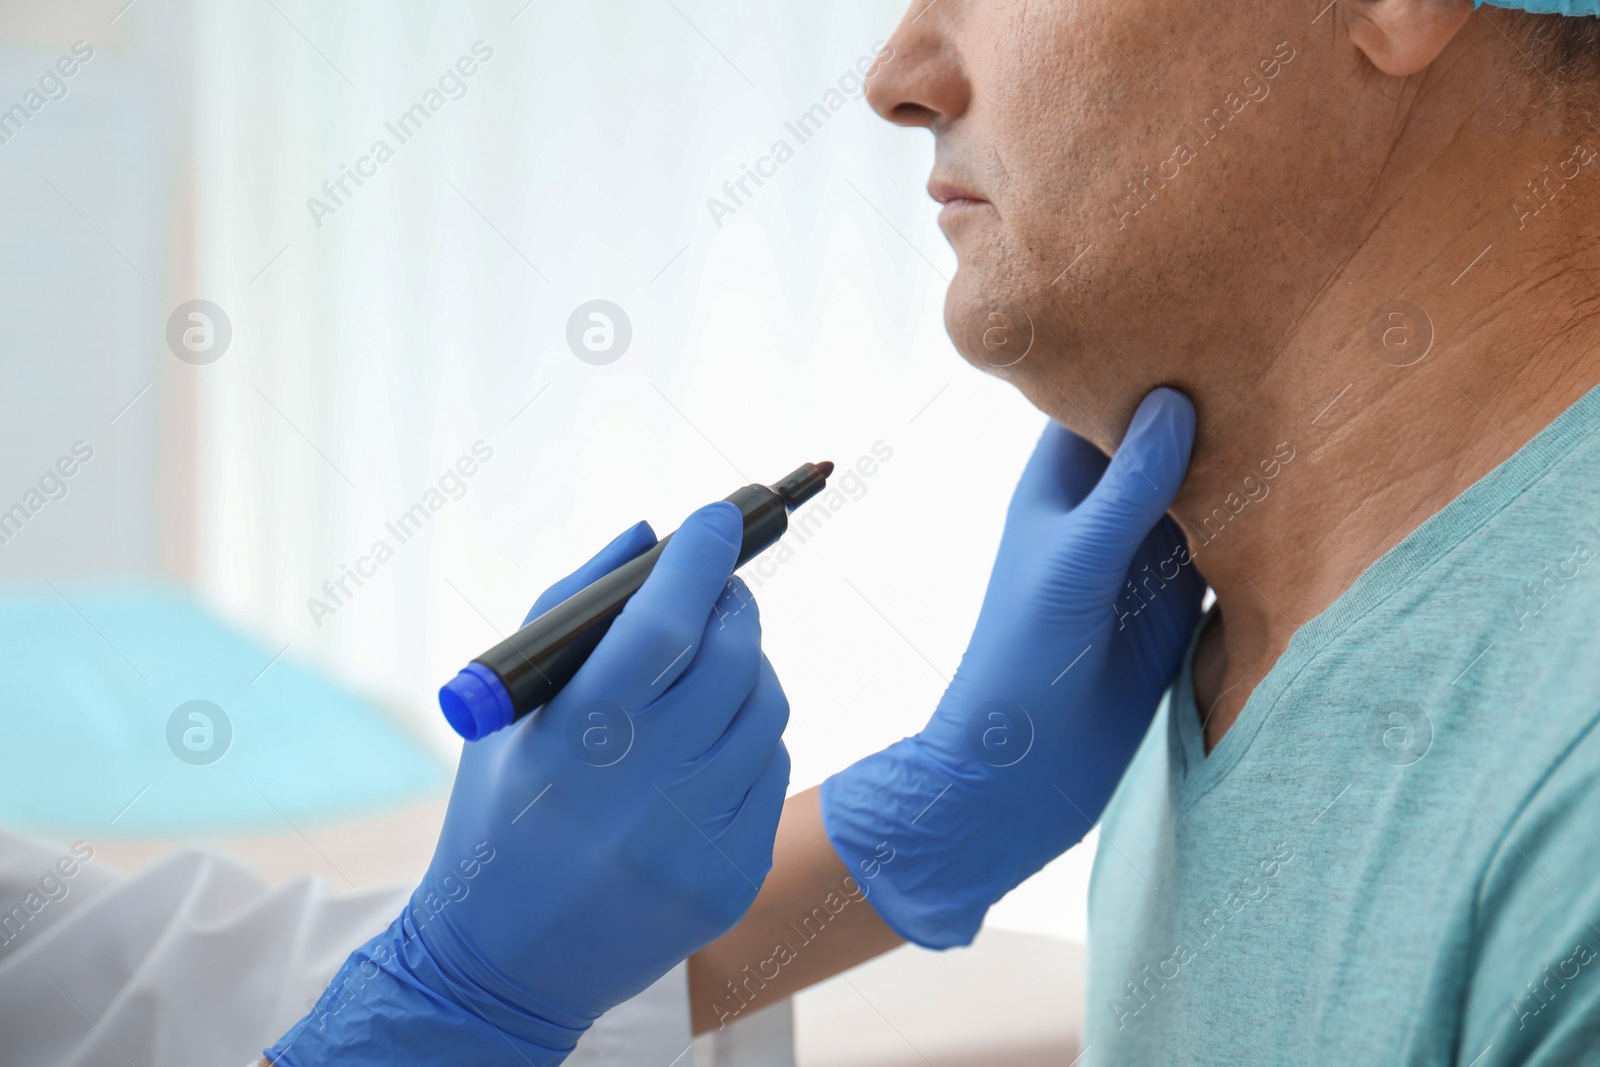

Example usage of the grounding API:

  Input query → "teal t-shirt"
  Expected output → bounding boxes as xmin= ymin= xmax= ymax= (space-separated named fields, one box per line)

xmin=1087 ymin=384 xmax=1600 ymax=1065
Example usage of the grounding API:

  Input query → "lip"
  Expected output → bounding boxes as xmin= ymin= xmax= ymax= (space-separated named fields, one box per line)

xmin=928 ymin=179 xmax=985 ymax=231
xmin=927 ymin=178 xmax=988 ymax=207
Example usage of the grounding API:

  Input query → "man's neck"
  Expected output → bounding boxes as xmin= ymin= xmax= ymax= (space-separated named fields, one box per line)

xmin=1170 ymin=79 xmax=1600 ymax=749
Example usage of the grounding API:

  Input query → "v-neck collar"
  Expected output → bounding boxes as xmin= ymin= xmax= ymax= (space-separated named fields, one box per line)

xmin=1167 ymin=381 xmax=1600 ymax=810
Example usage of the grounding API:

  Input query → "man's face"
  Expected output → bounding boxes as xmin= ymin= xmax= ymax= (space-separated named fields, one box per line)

xmin=867 ymin=0 xmax=1384 ymax=449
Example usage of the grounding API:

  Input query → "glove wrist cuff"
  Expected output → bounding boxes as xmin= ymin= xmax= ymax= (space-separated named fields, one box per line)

xmin=265 ymin=911 xmax=590 ymax=1067
xmin=822 ymin=746 xmax=1003 ymax=950
xmin=822 ymin=735 xmax=1094 ymax=950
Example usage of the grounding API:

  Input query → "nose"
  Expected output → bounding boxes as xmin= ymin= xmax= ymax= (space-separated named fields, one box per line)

xmin=865 ymin=7 xmax=971 ymax=131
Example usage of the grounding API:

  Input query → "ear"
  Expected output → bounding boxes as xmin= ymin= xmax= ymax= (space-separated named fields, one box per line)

xmin=1348 ymin=0 xmax=1475 ymax=77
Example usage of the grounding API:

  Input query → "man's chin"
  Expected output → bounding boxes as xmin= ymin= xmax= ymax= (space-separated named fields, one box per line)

xmin=944 ymin=272 xmax=1040 ymax=380
xmin=941 ymin=275 xmax=1118 ymax=445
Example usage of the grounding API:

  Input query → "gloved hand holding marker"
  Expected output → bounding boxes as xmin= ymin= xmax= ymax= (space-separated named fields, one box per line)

xmin=268 ymin=473 xmax=830 ymax=1066
xmin=438 ymin=460 xmax=835 ymax=740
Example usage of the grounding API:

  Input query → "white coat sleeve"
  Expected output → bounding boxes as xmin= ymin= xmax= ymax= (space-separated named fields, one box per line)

xmin=0 ymin=827 xmax=698 ymax=1067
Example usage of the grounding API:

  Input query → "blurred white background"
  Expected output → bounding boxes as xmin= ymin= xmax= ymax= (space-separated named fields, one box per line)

xmin=0 ymin=0 xmax=1098 ymax=944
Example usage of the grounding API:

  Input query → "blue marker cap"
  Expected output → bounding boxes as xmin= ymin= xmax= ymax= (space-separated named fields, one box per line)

xmin=439 ymin=663 xmax=514 ymax=741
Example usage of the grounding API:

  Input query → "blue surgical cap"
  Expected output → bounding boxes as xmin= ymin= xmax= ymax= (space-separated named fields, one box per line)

xmin=1480 ymin=0 xmax=1600 ymax=14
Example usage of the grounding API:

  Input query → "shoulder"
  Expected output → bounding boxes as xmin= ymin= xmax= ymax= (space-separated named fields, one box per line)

xmin=1460 ymin=709 xmax=1600 ymax=1062
xmin=1475 ymin=704 xmax=1600 ymax=913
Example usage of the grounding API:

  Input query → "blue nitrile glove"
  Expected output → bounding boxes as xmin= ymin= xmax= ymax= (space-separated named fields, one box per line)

xmin=821 ymin=388 xmax=1203 ymax=948
xmin=267 ymin=502 xmax=791 ymax=1066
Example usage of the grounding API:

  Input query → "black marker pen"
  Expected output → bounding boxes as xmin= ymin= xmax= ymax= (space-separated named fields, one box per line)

xmin=439 ymin=461 xmax=834 ymax=740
